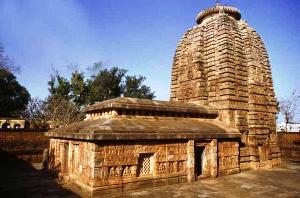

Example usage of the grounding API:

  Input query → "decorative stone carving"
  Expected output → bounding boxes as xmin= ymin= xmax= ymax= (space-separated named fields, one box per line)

xmin=131 ymin=166 xmax=137 ymax=176
xmin=158 ymin=162 xmax=166 ymax=173
xmin=109 ymin=167 xmax=117 ymax=177
xmin=123 ymin=166 xmax=131 ymax=176
xmin=178 ymin=161 xmax=185 ymax=172
xmin=170 ymin=3 xmax=280 ymax=169
xmin=101 ymin=167 xmax=108 ymax=179
xmin=117 ymin=166 xmax=123 ymax=177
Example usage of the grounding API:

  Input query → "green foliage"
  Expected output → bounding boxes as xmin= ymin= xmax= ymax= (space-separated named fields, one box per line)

xmin=86 ymin=61 xmax=103 ymax=76
xmin=123 ymin=75 xmax=155 ymax=99
xmin=41 ymin=63 xmax=156 ymax=128
xmin=48 ymin=73 xmax=71 ymax=100
xmin=0 ymin=68 xmax=30 ymax=117
xmin=47 ymin=65 xmax=155 ymax=109
xmin=0 ymin=46 xmax=30 ymax=117
xmin=86 ymin=67 xmax=127 ymax=104
xmin=70 ymin=71 xmax=87 ymax=107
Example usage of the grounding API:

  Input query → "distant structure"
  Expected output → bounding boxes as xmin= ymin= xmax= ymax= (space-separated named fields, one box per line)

xmin=0 ymin=117 xmax=26 ymax=129
xmin=277 ymin=123 xmax=300 ymax=132
xmin=46 ymin=3 xmax=281 ymax=195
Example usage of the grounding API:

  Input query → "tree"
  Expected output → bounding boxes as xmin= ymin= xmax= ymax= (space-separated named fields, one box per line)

xmin=123 ymin=75 xmax=155 ymax=99
xmin=70 ymin=71 xmax=87 ymax=107
xmin=279 ymin=91 xmax=300 ymax=132
xmin=44 ymin=97 xmax=85 ymax=128
xmin=85 ymin=66 xmax=155 ymax=104
xmin=86 ymin=61 xmax=103 ymax=76
xmin=0 ymin=45 xmax=30 ymax=117
xmin=0 ymin=67 xmax=30 ymax=117
xmin=86 ymin=67 xmax=127 ymax=104
xmin=0 ymin=45 xmax=19 ymax=73
xmin=48 ymin=73 xmax=71 ymax=100
xmin=46 ymin=71 xmax=86 ymax=128
xmin=44 ymin=65 xmax=155 ymax=127
xmin=22 ymin=97 xmax=48 ymax=128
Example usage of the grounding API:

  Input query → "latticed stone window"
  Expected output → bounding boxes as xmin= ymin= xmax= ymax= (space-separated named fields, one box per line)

xmin=138 ymin=153 xmax=154 ymax=176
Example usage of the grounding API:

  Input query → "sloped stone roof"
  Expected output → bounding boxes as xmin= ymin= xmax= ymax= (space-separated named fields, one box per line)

xmin=46 ymin=117 xmax=240 ymax=140
xmin=47 ymin=98 xmax=240 ymax=140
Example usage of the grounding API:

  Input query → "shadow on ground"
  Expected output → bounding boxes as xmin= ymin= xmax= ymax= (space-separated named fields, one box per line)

xmin=0 ymin=149 xmax=81 ymax=198
xmin=1 ymin=149 xmax=300 ymax=198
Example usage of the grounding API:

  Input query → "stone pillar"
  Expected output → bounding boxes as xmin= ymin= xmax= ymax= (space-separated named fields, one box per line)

xmin=42 ymin=148 xmax=49 ymax=169
xmin=187 ymin=140 xmax=195 ymax=182
xmin=210 ymin=139 xmax=218 ymax=177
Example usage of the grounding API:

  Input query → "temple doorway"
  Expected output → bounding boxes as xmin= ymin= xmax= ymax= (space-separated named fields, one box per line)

xmin=195 ymin=146 xmax=205 ymax=177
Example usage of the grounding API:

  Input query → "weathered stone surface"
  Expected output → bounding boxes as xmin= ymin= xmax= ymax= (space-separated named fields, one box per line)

xmin=46 ymin=3 xmax=281 ymax=195
xmin=84 ymin=97 xmax=218 ymax=116
xmin=170 ymin=4 xmax=280 ymax=170
xmin=46 ymin=115 xmax=239 ymax=140
xmin=0 ymin=132 xmax=49 ymax=163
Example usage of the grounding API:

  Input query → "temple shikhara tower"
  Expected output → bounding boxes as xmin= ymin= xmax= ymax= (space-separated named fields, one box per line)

xmin=170 ymin=4 xmax=280 ymax=170
xmin=46 ymin=3 xmax=281 ymax=196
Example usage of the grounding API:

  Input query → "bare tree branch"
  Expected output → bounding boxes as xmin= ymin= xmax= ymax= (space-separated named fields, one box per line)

xmin=279 ymin=90 xmax=300 ymax=132
xmin=44 ymin=98 xmax=85 ymax=128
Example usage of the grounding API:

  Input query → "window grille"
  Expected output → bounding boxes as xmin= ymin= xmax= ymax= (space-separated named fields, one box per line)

xmin=138 ymin=153 xmax=153 ymax=176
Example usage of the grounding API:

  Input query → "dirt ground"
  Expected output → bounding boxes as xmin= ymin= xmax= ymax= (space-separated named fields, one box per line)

xmin=0 ymin=149 xmax=299 ymax=198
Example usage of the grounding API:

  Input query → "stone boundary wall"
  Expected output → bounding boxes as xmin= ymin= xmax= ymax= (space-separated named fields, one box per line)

xmin=277 ymin=133 xmax=300 ymax=161
xmin=0 ymin=131 xmax=49 ymax=163
xmin=277 ymin=133 xmax=300 ymax=145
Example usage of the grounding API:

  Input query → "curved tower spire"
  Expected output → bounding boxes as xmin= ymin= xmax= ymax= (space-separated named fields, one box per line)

xmin=170 ymin=4 xmax=280 ymax=169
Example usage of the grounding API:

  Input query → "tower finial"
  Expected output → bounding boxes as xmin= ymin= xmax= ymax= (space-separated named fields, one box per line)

xmin=216 ymin=0 xmax=221 ymax=6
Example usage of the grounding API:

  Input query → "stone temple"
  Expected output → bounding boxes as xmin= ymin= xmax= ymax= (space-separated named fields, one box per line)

xmin=46 ymin=3 xmax=281 ymax=196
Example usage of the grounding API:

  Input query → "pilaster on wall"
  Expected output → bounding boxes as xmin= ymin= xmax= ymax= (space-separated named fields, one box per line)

xmin=210 ymin=139 xmax=218 ymax=177
xmin=187 ymin=140 xmax=195 ymax=182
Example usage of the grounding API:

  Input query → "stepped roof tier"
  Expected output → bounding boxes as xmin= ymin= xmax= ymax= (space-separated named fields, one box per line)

xmin=47 ymin=97 xmax=239 ymax=140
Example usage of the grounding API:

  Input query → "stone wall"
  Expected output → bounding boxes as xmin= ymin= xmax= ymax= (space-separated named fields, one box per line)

xmin=0 ymin=131 xmax=49 ymax=162
xmin=49 ymin=138 xmax=242 ymax=194
xmin=218 ymin=140 xmax=240 ymax=175
xmin=48 ymin=139 xmax=95 ymax=186
xmin=278 ymin=133 xmax=300 ymax=161
xmin=278 ymin=133 xmax=300 ymax=145
xmin=49 ymin=139 xmax=190 ymax=194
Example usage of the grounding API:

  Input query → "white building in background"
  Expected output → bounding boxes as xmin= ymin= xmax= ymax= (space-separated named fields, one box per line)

xmin=277 ymin=123 xmax=300 ymax=132
xmin=0 ymin=117 xmax=26 ymax=129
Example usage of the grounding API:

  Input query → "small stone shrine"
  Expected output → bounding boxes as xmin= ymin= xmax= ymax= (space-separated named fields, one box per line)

xmin=46 ymin=3 xmax=281 ymax=196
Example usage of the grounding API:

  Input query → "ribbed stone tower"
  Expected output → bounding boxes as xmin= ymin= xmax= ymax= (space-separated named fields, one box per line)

xmin=170 ymin=4 xmax=280 ymax=169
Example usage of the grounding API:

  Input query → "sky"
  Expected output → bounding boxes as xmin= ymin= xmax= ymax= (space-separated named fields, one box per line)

xmin=0 ymin=0 xmax=299 ymax=120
